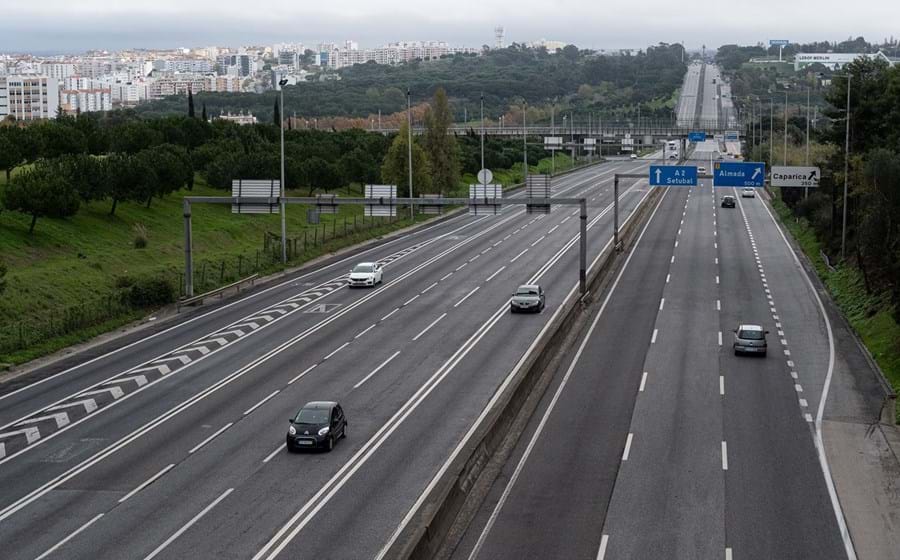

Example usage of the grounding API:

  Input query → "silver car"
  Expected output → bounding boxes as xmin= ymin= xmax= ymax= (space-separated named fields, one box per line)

xmin=733 ymin=324 xmax=769 ymax=356
xmin=741 ymin=187 xmax=755 ymax=198
xmin=510 ymin=284 xmax=545 ymax=313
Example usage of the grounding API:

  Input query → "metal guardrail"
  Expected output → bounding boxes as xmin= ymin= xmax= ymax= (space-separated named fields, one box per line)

xmin=177 ymin=273 xmax=258 ymax=310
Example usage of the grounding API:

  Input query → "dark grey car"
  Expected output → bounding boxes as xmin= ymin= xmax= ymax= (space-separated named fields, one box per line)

xmin=510 ymin=284 xmax=545 ymax=313
xmin=733 ymin=324 xmax=769 ymax=356
xmin=286 ymin=401 xmax=347 ymax=452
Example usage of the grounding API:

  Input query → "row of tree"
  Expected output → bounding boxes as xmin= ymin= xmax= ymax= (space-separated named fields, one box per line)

xmin=0 ymin=87 xmax=553 ymax=232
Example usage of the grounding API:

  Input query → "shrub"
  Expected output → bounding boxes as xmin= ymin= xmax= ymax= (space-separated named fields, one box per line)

xmin=114 ymin=275 xmax=135 ymax=289
xmin=0 ymin=260 xmax=6 ymax=296
xmin=126 ymin=277 xmax=176 ymax=308
xmin=133 ymin=223 xmax=148 ymax=249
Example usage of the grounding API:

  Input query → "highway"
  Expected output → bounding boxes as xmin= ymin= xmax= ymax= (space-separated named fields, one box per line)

xmin=675 ymin=62 xmax=701 ymax=127
xmin=0 ymin=157 xmax=656 ymax=559
xmin=451 ymin=89 xmax=850 ymax=559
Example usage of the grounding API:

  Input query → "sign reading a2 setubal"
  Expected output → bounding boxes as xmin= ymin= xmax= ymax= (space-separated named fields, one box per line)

xmin=649 ymin=165 xmax=697 ymax=186
xmin=713 ymin=162 xmax=766 ymax=187
xmin=771 ymin=166 xmax=820 ymax=188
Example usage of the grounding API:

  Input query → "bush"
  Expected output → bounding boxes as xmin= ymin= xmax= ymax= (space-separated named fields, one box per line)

xmin=126 ymin=277 xmax=176 ymax=308
xmin=114 ymin=275 xmax=135 ymax=289
xmin=133 ymin=223 xmax=149 ymax=249
xmin=0 ymin=260 xmax=6 ymax=296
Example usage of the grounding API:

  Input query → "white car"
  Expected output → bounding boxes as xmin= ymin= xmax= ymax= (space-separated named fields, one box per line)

xmin=348 ymin=262 xmax=383 ymax=288
xmin=698 ymin=166 xmax=706 ymax=174
xmin=741 ymin=187 xmax=755 ymax=198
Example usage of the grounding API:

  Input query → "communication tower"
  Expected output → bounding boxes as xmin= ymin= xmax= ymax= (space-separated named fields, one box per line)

xmin=495 ymin=26 xmax=505 ymax=49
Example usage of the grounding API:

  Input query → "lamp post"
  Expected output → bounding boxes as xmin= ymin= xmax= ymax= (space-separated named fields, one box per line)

xmin=480 ymin=93 xmax=485 ymax=184
xmin=841 ymin=74 xmax=852 ymax=261
xmin=783 ymin=91 xmax=788 ymax=166
xmin=523 ymin=101 xmax=528 ymax=181
xmin=407 ymin=87 xmax=414 ymax=219
xmin=278 ymin=78 xmax=289 ymax=264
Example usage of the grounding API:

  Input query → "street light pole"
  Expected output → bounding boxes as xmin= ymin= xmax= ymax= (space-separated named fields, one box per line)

xmin=805 ymin=87 xmax=811 ymax=198
xmin=407 ymin=87 xmax=414 ymax=220
xmin=769 ymin=97 xmax=774 ymax=167
xmin=842 ymin=73 xmax=852 ymax=261
xmin=523 ymin=101 xmax=528 ymax=181
xmin=278 ymin=78 xmax=288 ymax=264
xmin=783 ymin=91 xmax=788 ymax=166
xmin=480 ymin=93 xmax=485 ymax=183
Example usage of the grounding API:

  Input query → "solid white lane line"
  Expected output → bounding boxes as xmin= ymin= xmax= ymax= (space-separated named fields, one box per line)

xmin=422 ymin=282 xmax=438 ymax=294
xmin=353 ymin=351 xmax=402 ymax=389
xmin=548 ymin=225 xmax=559 ymax=234
xmin=485 ymin=266 xmax=506 ymax=282
xmin=440 ymin=272 xmax=454 ymax=281
xmin=143 ymin=488 xmax=234 ymax=560
xmin=34 ymin=513 xmax=105 ymax=560
xmin=403 ymin=294 xmax=420 ymax=306
xmin=354 ymin=324 xmax=377 ymax=339
xmin=119 ymin=464 xmax=175 ymax=503
xmin=718 ymin=331 xmax=723 ymax=346
xmin=639 ymin=371 xmax=648 ymax=392
xmin=726 ymin=547 xmax=733 ymax=560
xmin=381 ymin=308 xmax=400 ymax=321
xmin=596 ymin=534 xmax=609 ymax=560
xmin=289 ymin=364 xmax=317 ymax=385
xmin=323 ymin=342 xmax=350 ymax=361
xmin=722 ymin=441 xmax=729 ymax=470
xmin=720 ymin=376 xmax=725 ymax=396
xmin=622 ymin=433 xmax=634 ymax=461
xmin=651 ymin=329 xmax=658 ymax=344
xmin=659 ymin=298 xmax=665 ymax=311
xmin=454 ymin=287 xmax=481 ymax=308
xmin=412 ymin=314 xmax=447 ymax=342
xmin=263 ymin=443 xmax=285 ymax=463
xmin=531 ymin=236 xmax=546 ymax=247
xmin=243 ymin=390 xmax=280 ymax=416
xmin=189 ymin=422 xmax=234 ymax=455
xmin=510 ymin=249 xmax=529 ymax=263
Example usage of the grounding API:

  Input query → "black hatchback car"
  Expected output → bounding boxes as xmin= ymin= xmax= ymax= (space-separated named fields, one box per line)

xmin=721 ymin=195 xmax=736 ymax=208
xmin=286 ymin=401 xmax=347 ymax=452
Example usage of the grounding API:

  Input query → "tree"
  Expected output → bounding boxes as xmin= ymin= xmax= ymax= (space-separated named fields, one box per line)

xmin=381 ymin=122 xmax=431 ymax=196
xmin=423 ymin=87 xmax=460 ymax=195
xmin=273 ymin=97 xmax=281 ymax=127
xmin=34 ymin=121 xmax=88 ymax=159
xmin=0 ymin=259 xmax=6 ymax=296
xmin=188 ymin=87 xmax=195 ymax=118
xmin=0 ymin=126 xmax=23 ymax=182
xmin=202 ymin=102 xmax=208 ymax=122
xmin=109 ymin=120 xmax=164 ymax=154
xmin=2 ymin=162 xmax=80 ymax=233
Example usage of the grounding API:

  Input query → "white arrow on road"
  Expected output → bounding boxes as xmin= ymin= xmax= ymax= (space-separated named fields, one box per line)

xmin=27 ymin=412 xmax=71 ymax=429
xmin=49 ymin=398 xmax=98 ymax=414
xmin=0 ymin=426 xmax=41 ymax=446
xmin=110 ymin=374 xmax=149 ymax=387
xmin=131 ymin=364 xmax=172 ymax=376
xmin=751 ymin=167 xmax=761 ymax=180
xmin=156 ymin=355 xmax=191 ymax=365
xmin=81 ymin=386 xmax=125 ymax=400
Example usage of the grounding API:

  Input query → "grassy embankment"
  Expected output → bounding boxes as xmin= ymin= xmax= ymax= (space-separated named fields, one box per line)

xmin=771 ymin=196 xmax=900 ymax=422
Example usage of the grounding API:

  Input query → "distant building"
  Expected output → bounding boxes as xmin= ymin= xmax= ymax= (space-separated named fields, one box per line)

xmin=216 ymin=111 xmax=257 ymax=125
xmin=217 ymin=54 xmax=256 ymax=76
xmin=61 ymin=88 xmax=112 ymax=113
xmin=794 ymin=51 xmax=896 ymax=71
xmin=40 ymin=62 xmax=77 ymax=79
xmin=0 ymin=75 xmax=60 ymax=120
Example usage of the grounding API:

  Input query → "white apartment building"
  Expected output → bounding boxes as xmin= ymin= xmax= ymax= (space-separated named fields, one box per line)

xmin=148 ymin=73 xmax=242 ymax=98
xmin=0 ymin=75 xmax=59 ymax=120
xmin=317 ymin=40 xmax=480 ymax=70
xmin=154 ymin=59 xmax=215 ymax=74
xmin=215 ymin=111 xmax=257 ymax=125
xmin=40 ymin=62 xmax=77 ymax=79
xmin=61 ymin=88 xmax=112 ymax=113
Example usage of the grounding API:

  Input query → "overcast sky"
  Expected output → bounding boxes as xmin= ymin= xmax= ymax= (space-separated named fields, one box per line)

xmin=2 ymin=0 xmax=899 ymax=54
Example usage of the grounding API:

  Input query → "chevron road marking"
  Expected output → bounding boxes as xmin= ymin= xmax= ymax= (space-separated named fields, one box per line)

xmin=28 ymin=413 xmax=71 ymax=429
xmin=48 ymin=399 xmax=98 ymax=414
xmin=131 ymin=364 xmax=172 ymax=376
xmin=81 ymin=386 xmax=125 ymax=400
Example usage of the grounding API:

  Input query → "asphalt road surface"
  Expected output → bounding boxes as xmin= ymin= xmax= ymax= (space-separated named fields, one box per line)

xmin=0 ymin=158 xmax=659 ymax=560
xmin=451 ymin=89 xmax=849 ymax=560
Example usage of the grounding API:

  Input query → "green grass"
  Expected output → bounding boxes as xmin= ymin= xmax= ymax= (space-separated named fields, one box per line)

xmin=0 ymin=176 xmax=431 ymax=365
xmin=772 ymin=196 xmax=900 ymax=422
xmin=458 ymin=153 xmax=583 ymax=194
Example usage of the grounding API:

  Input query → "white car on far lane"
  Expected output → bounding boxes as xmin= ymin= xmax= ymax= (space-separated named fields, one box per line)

xmin=741 ymin=187 xmax=755 ymax=198
xmin=348 ymin=262 xmax=383 ymax=288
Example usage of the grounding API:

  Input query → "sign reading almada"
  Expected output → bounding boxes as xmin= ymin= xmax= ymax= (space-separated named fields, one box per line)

xmin=771 ymin=166 xmax=820 ymax=188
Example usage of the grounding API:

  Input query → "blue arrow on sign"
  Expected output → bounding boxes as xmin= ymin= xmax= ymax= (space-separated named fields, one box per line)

xmin=649 ymin=166 xmax=697 ymax=187
xmin=713 ymin=162 xmax=766 ymax=187
xmin=688 ymin=132 xmax=706 ymax=142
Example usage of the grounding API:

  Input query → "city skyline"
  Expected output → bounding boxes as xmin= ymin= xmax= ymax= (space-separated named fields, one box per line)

xmin=3 ymin=0 xmax=900 ymax=53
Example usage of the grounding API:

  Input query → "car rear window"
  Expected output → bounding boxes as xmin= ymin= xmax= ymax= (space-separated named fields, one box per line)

xmin=516 ymin=288 xmax=538 ymax=296
xmin=295 ymin=408 xmax=329 ymax=424
xmin=352 ymin=264 xmax=374 ymax=273
xmin=739 ymin=330 xmax=765 ymax=340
